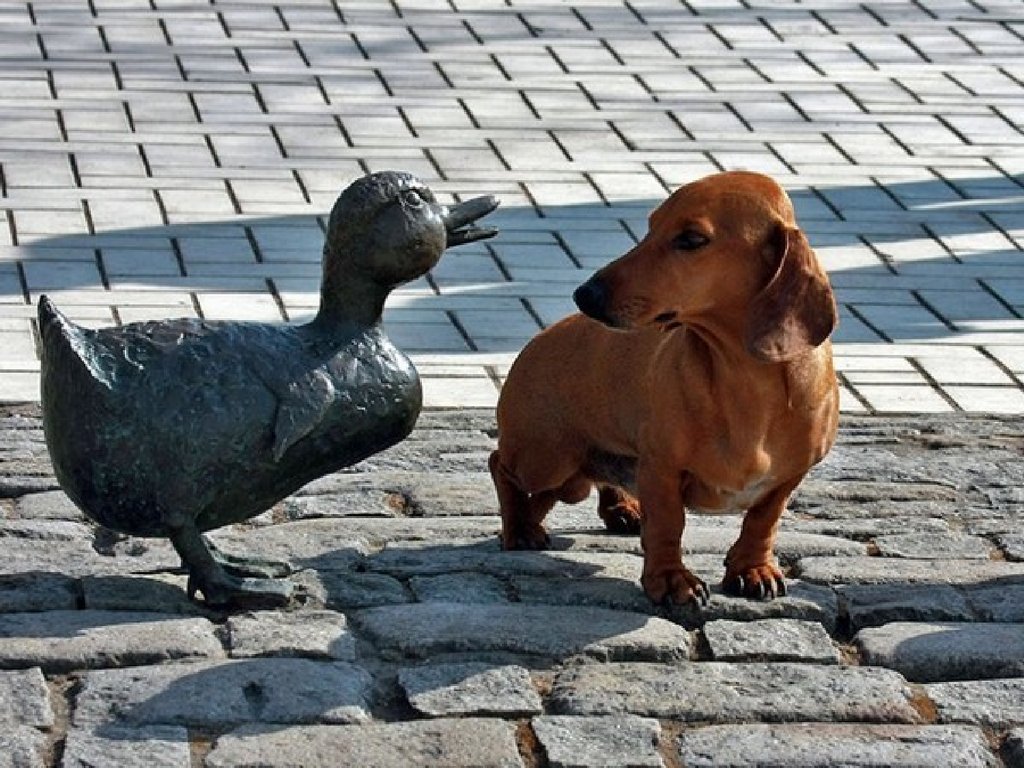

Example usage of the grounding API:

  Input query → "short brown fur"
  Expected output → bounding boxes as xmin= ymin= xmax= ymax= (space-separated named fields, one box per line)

xmin=490 ymin=171 xmax=839 ymax=604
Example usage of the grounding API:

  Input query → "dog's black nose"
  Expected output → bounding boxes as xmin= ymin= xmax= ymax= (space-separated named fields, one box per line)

xmin=573 ymin=278 xmax=612 ymax=324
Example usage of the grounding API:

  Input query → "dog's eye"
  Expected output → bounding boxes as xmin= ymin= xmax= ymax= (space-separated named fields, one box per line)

xmin=672 ymin=231 xmax=709 ymax=251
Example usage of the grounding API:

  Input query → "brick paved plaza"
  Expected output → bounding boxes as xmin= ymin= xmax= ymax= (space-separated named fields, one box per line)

xmin=0 ymin=0 xmax=1022 ymax=412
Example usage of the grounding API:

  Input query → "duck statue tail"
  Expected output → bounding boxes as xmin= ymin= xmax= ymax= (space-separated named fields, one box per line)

xmin=38 ymin=294 xmax=115 ymax=392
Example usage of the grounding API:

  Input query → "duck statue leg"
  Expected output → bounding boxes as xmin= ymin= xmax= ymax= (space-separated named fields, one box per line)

xmin=167 ymin=517 xmax=293 ymax=607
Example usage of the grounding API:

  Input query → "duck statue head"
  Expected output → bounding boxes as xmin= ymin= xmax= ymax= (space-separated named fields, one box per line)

xmin=38 ymin=171 xmax=499 ymax=607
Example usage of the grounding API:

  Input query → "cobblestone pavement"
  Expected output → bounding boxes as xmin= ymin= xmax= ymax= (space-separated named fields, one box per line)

xmin=0 ymin=1 xmax=1023 ymax=412
xmin=2 ymin=404 xmax=1023 ymax=766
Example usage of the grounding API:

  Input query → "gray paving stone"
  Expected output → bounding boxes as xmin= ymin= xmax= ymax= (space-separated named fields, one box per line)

xmin=676 ymin=724 xmax=999 ymax=768
xmin=0 ymin=726 xmax=47 ymax=768
xmin=550 ymin=662 xmax=920 ymax=723
xmin=207 ymin=521 xmax=368 ymax=567
xmin=0 ymin=572 xmax=78 ymax=613
xmin=703 ymin=619 xmax=839 ymax=664
xmin=399 ymin=662 xmax=541 ymax=717
xmin=838 ymin=583 xmax=974 ymax=631
xmin=292 ymin=569 xmax=410 ymax=609
xmin=515 ymin=575 xmax=840 ymax=632
xmin=12 ymin=493 xmax=80 ymax=524
xmin=998 ymin=533 xmax=1024 ymax=561
xmin=874 ymin=532 xmax=993 ymax=560
xmin=74 ymin=658 xmax=371 ymax=728
xmin=1006 ymin=728 xmax=1024 ymax=768
xmin=0 ymin=611 xmax=223 ymax=673
xmin=0 ymin=536 xmax=176 ymax=579
xmin=925 ymin=678 xmax=1024 ymax=728
xmin=799 ymin=556 xmax=1024 ymax=586
xmin=0 ymin=668 xmax=51 ymax=727
xmin=61 ymin=725 xmax=190 ymax=768
xmin=856 ymin=622 xmax=1024 ymax=682
xmin=533 ymin=715 xmax=663 ymax=768
xmin=410 ymin=572 xmax=510 ymax=603
xmin=963 ymin=583 xmax=1024 ymax=622
xmin=206 ymin=719 xmax=524 ymax=768
xmin=80 ymin=574 xmax=205 ymax=615
xmin=227 ymin=610 xmax=356 ymax=661
xmin=353 ymin=603 xmax=692 ymax=663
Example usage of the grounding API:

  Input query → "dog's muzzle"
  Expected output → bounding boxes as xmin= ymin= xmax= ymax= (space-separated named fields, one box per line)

xmin=573 ymin=277 xmax=615 ymax=326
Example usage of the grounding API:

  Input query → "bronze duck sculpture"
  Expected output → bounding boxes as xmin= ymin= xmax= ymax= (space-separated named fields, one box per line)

xmin=39 ymin=171 xmax=498 ymax=606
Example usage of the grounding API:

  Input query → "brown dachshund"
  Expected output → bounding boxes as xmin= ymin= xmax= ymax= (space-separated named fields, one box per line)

xmin=490 ymin=171 xmax=839 ymax=605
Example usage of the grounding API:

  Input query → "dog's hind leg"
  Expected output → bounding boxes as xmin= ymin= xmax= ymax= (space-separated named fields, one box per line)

xmin=490 ymin=450 xmax=590 ymax=550
xmin=597 ymin=486 xmax=642 ymax=534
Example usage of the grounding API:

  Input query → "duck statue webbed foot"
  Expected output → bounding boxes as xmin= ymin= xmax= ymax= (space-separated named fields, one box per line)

xmin=38 ymin=171 xmax=499 ymax=608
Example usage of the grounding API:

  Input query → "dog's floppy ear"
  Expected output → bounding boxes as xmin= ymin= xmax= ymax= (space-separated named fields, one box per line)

xmin=745 ymin=225 xmax=837 ymax=362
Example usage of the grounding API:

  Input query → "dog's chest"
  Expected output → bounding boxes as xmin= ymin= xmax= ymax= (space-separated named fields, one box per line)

xmin=687 ymin=474 xmax=775 ymax=515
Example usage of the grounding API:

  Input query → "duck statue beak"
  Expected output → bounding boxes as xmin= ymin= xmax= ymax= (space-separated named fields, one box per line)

xmin=443 ymin=196 xmax=500 ymax=248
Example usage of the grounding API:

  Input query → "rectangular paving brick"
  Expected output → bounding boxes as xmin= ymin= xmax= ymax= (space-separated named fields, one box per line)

xmin=0 ymin=0 xmax=1021 ymax=417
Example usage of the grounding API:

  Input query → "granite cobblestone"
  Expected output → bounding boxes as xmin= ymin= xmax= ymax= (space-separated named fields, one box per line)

xmin=1 ymin=406 xmax=1023 ymax=763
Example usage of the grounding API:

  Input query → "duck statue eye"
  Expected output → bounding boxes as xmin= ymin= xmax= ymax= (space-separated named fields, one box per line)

xmin=401 ymin=189 xmax=424 ymax=208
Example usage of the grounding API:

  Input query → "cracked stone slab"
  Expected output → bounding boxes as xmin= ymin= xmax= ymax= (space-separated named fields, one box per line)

xmin=550 ymin=662 xmax=920 ymax=723
xmin=0 ymin=725 xmax=47 ymax=768
xmin=856 ymin=622 xmax=1024 ymax=682
xmin=676 ymin=724 xmax=999 ymax=767
xmin=0 ymin=668 xmax=52 ymax=727
xmin=354 ymin=602 xmax=692 ymax=662
xmin=925 ymin=678 xmax=1024 ymax=728
xmin=227 ymin=610 xmax=356 ymax=660
xmin=61 ymin=725 xmax=190 ymax=768
xmin=533 ymin=715 xmax=663 ymax=768
xmin=206 ymin=719 xmax=524 ymax=768
xmin=399 ymin=662 xmax=542 ymax=717
xmin=837 ymin=583 xmax=973 ymax=631
xmin=703 ymin=619 xmax=839 ymax=664
xmin=0 ymin=611 xmax=224 ymax=673
xmin=799 ymin=556 xmax=1024 ymax=586
xmin=74 ymin=658 xmax=371 ymax=728
xmin=874 ymin=532 xmax=993 ymax=560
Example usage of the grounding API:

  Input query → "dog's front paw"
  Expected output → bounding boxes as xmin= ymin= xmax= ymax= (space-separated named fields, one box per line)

xmin=722 ymin=563 xmax=787 ymax=600
xmin=642 ymin=563 xmax=709 ymax=607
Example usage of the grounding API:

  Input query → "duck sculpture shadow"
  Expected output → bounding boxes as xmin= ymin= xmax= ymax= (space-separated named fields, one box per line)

xmin=38 ymin=171 xmax=499 ymax=607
